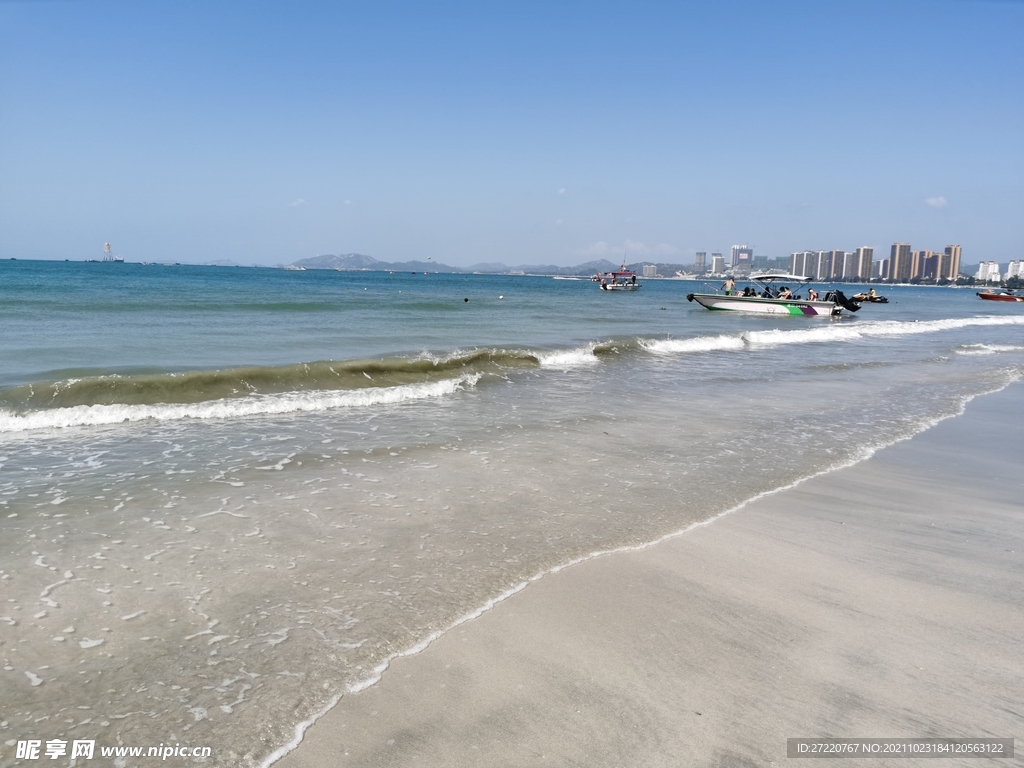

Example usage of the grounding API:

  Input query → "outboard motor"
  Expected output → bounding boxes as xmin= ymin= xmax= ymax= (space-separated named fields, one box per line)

xmin=832 ymin=290 xmax=861 ymax=312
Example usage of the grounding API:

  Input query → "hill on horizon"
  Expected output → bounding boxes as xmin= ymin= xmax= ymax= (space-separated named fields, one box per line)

xmin=290 ymin=254 xmax=692 ymax=276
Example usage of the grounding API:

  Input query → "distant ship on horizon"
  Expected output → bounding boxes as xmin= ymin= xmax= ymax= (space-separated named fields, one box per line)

xmin=87 ymin=242 xmax=125 ymax=263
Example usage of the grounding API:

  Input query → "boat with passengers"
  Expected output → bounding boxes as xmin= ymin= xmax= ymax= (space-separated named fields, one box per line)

xmin=594 ymin=264 xmax=641 ymax=291
xmin=686 ymin=274 xmax=861 ymax=316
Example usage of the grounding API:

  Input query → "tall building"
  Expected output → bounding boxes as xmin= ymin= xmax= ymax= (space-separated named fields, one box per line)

xmin=694 ymin=252 xmax=707 ymax=270
xmin=921 ymin=253 xmax=939 ymax=280
xmin=911 ymin=250 xmax=933 ymax=280
xmin=1005 ymin=261 xmax=1023 ymax=281
xmin=711 ymin=254 xmax=726 ymax=273
xmin=814 ymin=251 xmax=831 ymax=280
xmin=854 ymin=247 xmax=873 ymax=280
xmin=790 ymin=251 xmax=808 ymax=276
xmin=730 ymin=245 xmax=753 ymax=268
xmin=940 ymin=245 xmax=962 ymax=280
xmin=827 ymin=250 xmax=845 ymax=279
xmin=642 ymin=264 xmax=658 ymax=277
xmin=889 ymin=242 xmax=912 ymax=282
xmin=975 ymin=262 xmax=1001 ymax=282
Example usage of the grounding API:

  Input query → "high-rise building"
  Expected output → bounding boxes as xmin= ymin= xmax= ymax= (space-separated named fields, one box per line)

xmin=921 ymin=253 xmax=938 ymax=279
xmin=694 ymin=252 xmax=707 ymax=270
xmin=813 ymin=251 xmax=830 ymax=280
xmin=889 ymin=243 xmax=912 ymax=282
xmin=790 ymin=251 xmax=808 ymax=276
xmin=827 ymin=250 xmax=845 ymax=279
xmin=642 ymin=264 xmax=658 ymax=277
xmin=975 ymin=262 xmax=1001 ymax=282
xmin=711 ymin=254 xmax=725 ymax=274
xmin=940 ymin=245 xmax=962 ymax=280
xmin=731 ymin=245 xmax=753 ymax=268
xmin=911 ymin=250 xmax=933 ymax=280
xmin=1005 ymin=261 xmax=1023 ymax=281
xmin=854 ymin=247 xmax=873 ymax=280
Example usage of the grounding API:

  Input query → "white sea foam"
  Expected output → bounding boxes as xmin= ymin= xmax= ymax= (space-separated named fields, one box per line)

xmin=743 ymin=326 xmax=864 ymax=346
xmin=646 ymin=315 xmax=1024 ymax=357
xmin=535 ymin=345 xmax=599 ymax=368
xmin=856 ymin=315 xmax=1024 ymax=337
xmin=641 ymin=335 xmax=745 ymax=354
xmin=0 ymin=375 xmax=480 ymax=434
xmin=955 ymin=344 xmax=1024 ymax=356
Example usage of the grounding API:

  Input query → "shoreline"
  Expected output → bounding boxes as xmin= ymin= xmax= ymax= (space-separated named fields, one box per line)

xmin=270 ymin=380 xmax=1024 ymax=767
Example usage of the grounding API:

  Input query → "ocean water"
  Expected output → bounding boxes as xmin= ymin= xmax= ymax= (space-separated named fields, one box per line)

xmin=2 ymin=260 xmax=1023 ymax=766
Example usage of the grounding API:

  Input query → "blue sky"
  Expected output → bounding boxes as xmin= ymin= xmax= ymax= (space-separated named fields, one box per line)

xmin=1 ymin=0 xmax=1021 ymax=266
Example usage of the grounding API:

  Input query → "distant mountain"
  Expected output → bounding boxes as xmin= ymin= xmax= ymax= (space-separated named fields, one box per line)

xmin=292 ymin=253 xmax=381 ymax=270
xmin=463 ymin=259 xmax=622 ymax=276
xmin=290 ymin=253 xmax=696 ymax=276
xmin=292 ymin=253 xmax=462 ymax=272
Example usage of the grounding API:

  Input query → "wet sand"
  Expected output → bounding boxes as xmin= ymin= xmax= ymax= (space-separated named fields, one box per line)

xmin=274 ymin=383 xmax=1024 ymax=768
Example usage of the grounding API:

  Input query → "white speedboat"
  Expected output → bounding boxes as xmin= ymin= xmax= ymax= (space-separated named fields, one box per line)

xmin=686 ymin=274 xmax=860 ymax=316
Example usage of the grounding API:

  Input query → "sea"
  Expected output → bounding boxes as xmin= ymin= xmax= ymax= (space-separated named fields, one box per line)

xmin=2 ymin=260 xmax=1022 ymax=766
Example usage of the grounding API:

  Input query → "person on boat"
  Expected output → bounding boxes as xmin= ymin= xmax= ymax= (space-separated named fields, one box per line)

xmin=631 ymin=274 xmax=636 ymax=284
xmin=869 ymin=288 xmax=877 ymax=298
xmin=807 ymin=288 xmax=818 ymax=301
xmin=778 ymin=286 xmax=792 ymax=299
xmin=722 ymin=277 xmax=736 ymax=295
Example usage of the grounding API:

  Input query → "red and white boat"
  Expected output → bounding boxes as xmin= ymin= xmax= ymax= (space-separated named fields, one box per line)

xmin=594 ymin=264 xmax=641 ymax=291
xmin=977 ymin=290 xmax=1024 ymax=302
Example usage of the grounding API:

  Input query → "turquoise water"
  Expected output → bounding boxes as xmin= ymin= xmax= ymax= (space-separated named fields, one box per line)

xmin=2 ymin=260 xmax=1023 ymax=766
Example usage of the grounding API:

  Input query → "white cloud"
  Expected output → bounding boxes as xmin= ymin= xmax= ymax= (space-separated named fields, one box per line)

xmin=289 ymin=198 xmax=306 ymax=207
xmin=925 ymin=196 xmax=948 ymax=208
xmin=575 ymin=241 xmax=613 ymax=257
xmin=558 ymin=188 xmax=566 ymax=195
xmin=555 ymin=218 xmax=563 ymax=225
xmin=624 ymin=239 xmax=678 ymax=256
xmin=344 ymin=199 xmax=352 ymax=206
xmin=574 ymin=240 xmax=679 ymax=258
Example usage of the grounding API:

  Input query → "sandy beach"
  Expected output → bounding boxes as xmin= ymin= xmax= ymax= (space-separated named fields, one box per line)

xmin=276 ymin=382 xmax=1023 ymax=768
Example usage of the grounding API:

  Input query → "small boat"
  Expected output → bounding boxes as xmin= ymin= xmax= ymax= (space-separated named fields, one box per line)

xmin=686 ymin=274 xmax=860 ymax=316
xmin=595 ymin=264 xmax=641 ymax=291
xmin=977 ymin=289 xmax=1024 ymax=302
xmin=283 ymin=265 xmax=306 ymax=271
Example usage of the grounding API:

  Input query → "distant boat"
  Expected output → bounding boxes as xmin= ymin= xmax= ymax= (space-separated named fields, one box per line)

xmin=283 ymin=265 xmax=306 ymax=271
xmin=977 ymin=289 xmax=1024 ymax=302
xmin=595 ymin=264 xmax=641 ymax=291
xmin=102 ymin=242 xmax=124 ymax=262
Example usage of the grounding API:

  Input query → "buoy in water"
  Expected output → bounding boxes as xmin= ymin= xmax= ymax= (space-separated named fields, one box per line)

xmin=464 ymin=298 xmax=469 ymax=302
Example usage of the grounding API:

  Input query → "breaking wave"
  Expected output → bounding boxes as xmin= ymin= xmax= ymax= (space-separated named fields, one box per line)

xmin=4 ymin=315 xmax=1020 ymax=432
xmin=0 ymin=376 xmax=480 ymax=433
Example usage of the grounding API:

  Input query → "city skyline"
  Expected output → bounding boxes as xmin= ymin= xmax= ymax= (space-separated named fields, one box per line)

xmin=1 ymin=1 xmax=1021 ymax=267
